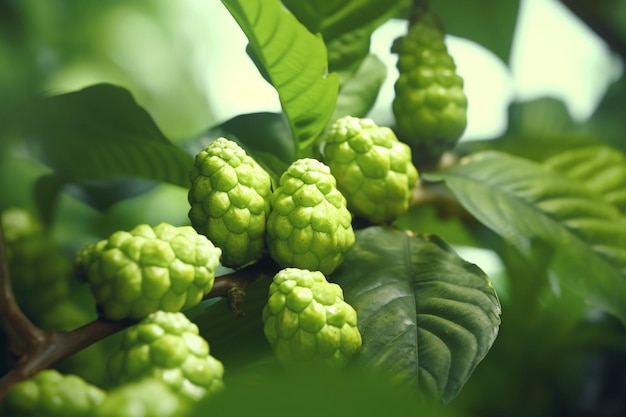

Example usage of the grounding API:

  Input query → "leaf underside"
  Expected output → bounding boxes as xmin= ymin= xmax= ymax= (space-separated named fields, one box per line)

xmin=424 ymin=151 xmax=626 ymax=325
xmin=333 ymin=226 xmax=501 ymax=402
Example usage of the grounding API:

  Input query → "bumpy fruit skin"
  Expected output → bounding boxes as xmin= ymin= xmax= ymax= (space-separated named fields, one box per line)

xmin=107 ymin=310 xmax=224 ymax=400
xmin=321 ymin=116 xmax=419 ymax=224
xmin=94 ymin=378 xmax=191 ymax=417
xmin=392 ymin=12 xmax=467 ymax=155
xmin=265 ymin=159 xmax=355 ymax=275
xmin=2 ymin=369 xmax=105 ymax=417
xmin=1 ymin=207 xmax=72 ymax=318
xmin=74 ymin=223 xmax=221 ymax=320
xmin=188 ymin=137 xmax=272 ymax=268
xmin=262 ymin=268 xmax=362 ymax=368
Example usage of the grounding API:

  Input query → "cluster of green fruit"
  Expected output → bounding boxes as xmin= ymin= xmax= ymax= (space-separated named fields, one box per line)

xmin=1 ymin=8 xmax=470 ymax=414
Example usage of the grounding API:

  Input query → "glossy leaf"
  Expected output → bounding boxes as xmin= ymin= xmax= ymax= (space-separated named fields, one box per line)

xmin=222 ymin=0 xmax=339 ymax=156
xmin=425 ymin=151 xmax=626 ymax=325
xmin=544 ymin=146 xmax=626 ymax=215
xmin=330 ymin=54 xmax=387 ymax=124
xmin=282 ymin=0 xmax=409 ymax=75
xmin=333 ymin=226 xmax=501 ymax=402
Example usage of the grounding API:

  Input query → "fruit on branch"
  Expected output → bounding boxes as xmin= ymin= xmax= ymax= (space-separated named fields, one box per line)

xmin=1 ymin=369 xmax=106 ymax=417
xmin=93 ymin=378 xmax=191 ymax=417
xmin=188 ymin=137 xmax=272 ymax=268
xmin=107 ymin=310 xmax=224 ymax=401
xmin=1 ymin=207 xmax=73 ymax=318
xmin=391 ymin=11 xmax=467 ymax=161
xmin=321 ymin=116 xmax=419 ymax=224
xmin=74 ymin=223 xmax=221 ymax=320
xmin=262 ymin=268 xmax=362 ymax=368
xmin=265 ymin=158 xmax=355 ymax=275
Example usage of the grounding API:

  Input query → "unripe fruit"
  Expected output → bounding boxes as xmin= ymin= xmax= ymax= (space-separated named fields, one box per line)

xmin=94 ymin=378 xmax=191 ymax=417
xmin=188 ymin=137 xmax=272 ymax=268
xmin=107 ymin=310 xmax=224 ymax=400
xmin=2 ymin=369 xmax=105 ymax=417
xmin=321 ymin=116 xmax=419 ymax=224
xmin=262 ymin=268 xmax=362 ymax=368
xmin=1 ymin=207 xmax=72 ymax=318
xmin=392 ymin=11 xmax=467 ymax=157
xmin=75 ymin=223 xmax=221 ymax=320
xmin=265 ymin=159 xmax=355 ymax=275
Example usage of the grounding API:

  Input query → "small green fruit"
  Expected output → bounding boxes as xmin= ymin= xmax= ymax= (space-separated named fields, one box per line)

xmin=2 ymin=369 xmax=105 ymax=417
xmin=265 ymin=159 xmax=355 ymax=275
xmin=262 ymin=268 xmax=362 ymax=368
xmin=188 ymin=137 xmax=272 ymax=268
xmin=107 ymin=310 xmax=224 ymax=400
xmin=75 ymin=223 xmax=221 ymax=320
xmin=321 ymin=116 xmax=419 ymax=224
xmin=392 ymin=11 xmax=467 ymax=158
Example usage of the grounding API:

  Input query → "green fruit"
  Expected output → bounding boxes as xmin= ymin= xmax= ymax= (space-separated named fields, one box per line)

xmin=321 ymin=116 xmax=419 ymax=224
xmin=94 ymin=378 xmax=191 ymax=417
xmin=188 ymin=137 xmax=272 ymax=268
xmin=265 ymin=158 xmax=355 ymax=275
xmin=107 ymin=310 xmax=224 ymax=400
xmin=1 ymin=207 xmax=72 ymax=318
xmin=2 ymin=369 xmax=106 ymax=417
xmin=74 ymin=223 xmax=221 ymax=320
xmin=262 ymin=268 xmax=362 ymax=368
xmin=392 ymin=11 xmax=467 ymax=157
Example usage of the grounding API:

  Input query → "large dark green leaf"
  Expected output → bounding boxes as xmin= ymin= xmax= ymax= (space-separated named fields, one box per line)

xmin=544 ymin=146 xmax=626 ymax=215
xmin=333 ymin=226 xmax=501 ymax=402
xmin=6 ymin=84 xmax=192 ymax=188
xmin=222 ymin=0 xmax=339 ymax=156
xmin=2 ymin=84 xmax=193 ymax=220
xmin=424 ymin=151 xmax=626 ymax=325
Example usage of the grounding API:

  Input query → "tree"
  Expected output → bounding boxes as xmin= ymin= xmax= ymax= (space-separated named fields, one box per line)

xmin=0 ymin=0 xmax=625 ymax=416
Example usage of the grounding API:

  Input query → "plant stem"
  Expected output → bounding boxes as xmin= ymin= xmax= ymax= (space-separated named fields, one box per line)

xmin=0 ymin=253 xmax=276 ymax=400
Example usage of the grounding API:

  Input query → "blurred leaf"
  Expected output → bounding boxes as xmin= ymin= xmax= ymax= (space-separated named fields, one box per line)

xmin=3 ymin=84 xmax=193 ymax=219
xmin=458 ymin=98 xmax=603 ymax=162
xmin=425 ymin=151 xmax=626 ymax=325
xmin=430 ymin=0 xmax=520 ymax=63
xmin=182 ymin=112 xmax=293 ymax=181
xmin=195 ymin=365 xmax=464 ymax=417
xmin=222 ymin=0 xmax=339 ymax=156
xmin=333 ymin=226 xmax=501 ymax=402
xmin=584 ymin=77 xmax=626 ymax=152
xmin=330 ymin=54 xmax=387 ymax=124
xmin=282 ymin=0 xmax=409 ymax=76
xmin=544 ymin=146 xmax=626 ymax=215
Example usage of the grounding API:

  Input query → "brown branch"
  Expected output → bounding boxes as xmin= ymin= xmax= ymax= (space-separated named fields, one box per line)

xmin=0 ymin=253 xmax=278 ymax=401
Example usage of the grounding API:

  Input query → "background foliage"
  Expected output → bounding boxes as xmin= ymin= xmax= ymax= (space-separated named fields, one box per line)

xmin=1 ymin=0 xmax=626 ymax=416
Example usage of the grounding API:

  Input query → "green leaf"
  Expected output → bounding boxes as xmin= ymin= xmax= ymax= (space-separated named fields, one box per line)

xmin=330 ymin=54 xmax=387 ymax=125
xmin=5 ymin=84 xmax=193 ymax=188
xmin=424 ymin=151 xmax=626 ymax=325
xmin=282 ymin=0 xmax=409 ymax=76
xmin=430 ymin=0 xmax=520 ymax=63
xmin=333 ymin=226 xmax=501 ymax=402
xmin=544 ymin=146 xmax=626 ymax=215
xmin=222 ymin=0 xmax=339 ymax=156
xmin=191 ymin=112 xmax=294 ymax=181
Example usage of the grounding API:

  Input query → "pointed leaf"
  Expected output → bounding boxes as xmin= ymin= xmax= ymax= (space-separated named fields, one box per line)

xmin=333 ymin=226 xmax=501 ymax=402
xmin=6 ymin=84 xmax=193 ymax=189
xmin=424 ymin=151 xmax=626 ymax=325
xmin=544 ymin=146 xmax=626 ymax=215
xmin=222 ymin=0 xmax=339 ymax=155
